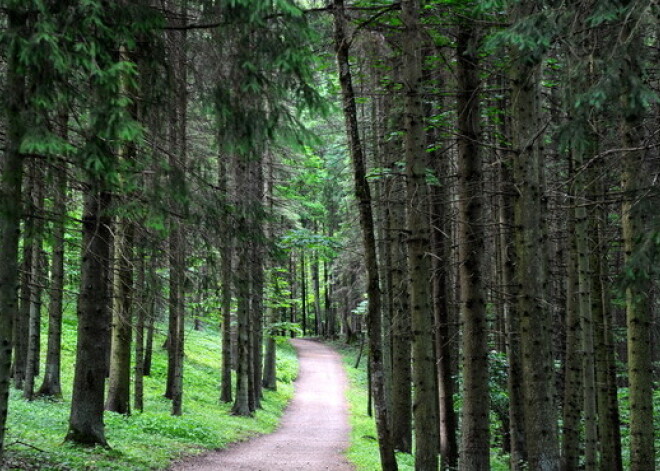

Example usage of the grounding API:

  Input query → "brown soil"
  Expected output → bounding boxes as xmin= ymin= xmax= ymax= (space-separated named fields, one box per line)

xmin=170 ymin=339 xmax=355 ymax=471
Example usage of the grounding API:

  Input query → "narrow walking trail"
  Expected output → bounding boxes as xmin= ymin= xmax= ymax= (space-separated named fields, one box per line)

xmin=171 ymin=339 xmax=355 ymax=471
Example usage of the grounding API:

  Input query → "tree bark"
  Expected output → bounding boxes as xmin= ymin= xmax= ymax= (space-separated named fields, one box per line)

xmin=562 ymin=189 xmax=581 ymax=471
xmin=496 ymin=100 xmax=526 ymax=470
xmin=510 ymin=2 xmax=560 ymax=469
xmin=66 ymin=187 xmax=113 ymax=446
xmin=388 ymin=106 xmax=412 ymax=455
xmin=456 ymin=17 xmax=489 ymax=471
xmin=621 ymin=82 xmax=654 ymax=471
xmin=23 ymin=160 xmax=46 ymax=401
xmin=232 ymin=150 xmax=252 ymax=417
xmin=219 ymin=149 xmax=233 ymax=403
xmin=430 ymin=176 xmax=458 ymax=470
xmin=0 ymin=7 xmax=27 ymax=453
xmin=333 ymin=1 xmax=397 ymax=468
xmin=106 ymin=221 xmax=134 ymax=415
xmin=590 ymin=192 xmax=623 ymax=471
xmin=401 ymin=1 xmax=440 ymax=469
xmin=262 ymin=154 xmax=277 ymax=391
xmin=37 ymin=117 xmax=69 ymax=399
xmin=13 ymin=171 xmax=34 ymax=391
xmin=133 ymin=249 xmax=146 ymax=413
xmin=165 ymin=0 xmax=187 ymax=418
xmin=250 ymin=154 xmax=264 ymax=409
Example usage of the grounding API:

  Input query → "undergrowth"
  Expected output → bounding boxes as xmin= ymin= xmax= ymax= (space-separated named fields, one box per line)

xmin=334 ymin=340 xmax=660 ymax=470
xmin=2 ymin=313 xmax=298 ymax=470
xmin=332 ymin=341 xmax=511 ymax=471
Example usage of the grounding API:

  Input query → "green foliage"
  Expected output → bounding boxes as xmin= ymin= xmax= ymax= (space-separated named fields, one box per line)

xmin=267 ymin=322 xmax=304 ymax=340
xmin=279 ymin=228 xmax=341 ymax=260
xmin=485 ymin=8 xmax=557 ymax=66
xmin=2 ymin=309 xmax=298 ymax=470
xmin=213 ymin=0 xmax=325 ymax=157
xmin=617 ymin=228 xmax=660 ymax=290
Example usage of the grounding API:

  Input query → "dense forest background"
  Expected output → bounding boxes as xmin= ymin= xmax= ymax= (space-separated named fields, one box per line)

xmin=0 ymin=0 xmax=658 ymax=470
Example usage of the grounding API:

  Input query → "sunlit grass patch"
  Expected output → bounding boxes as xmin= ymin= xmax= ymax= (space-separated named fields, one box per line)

xmin=3 ymin=316 xmax=298 ymax=470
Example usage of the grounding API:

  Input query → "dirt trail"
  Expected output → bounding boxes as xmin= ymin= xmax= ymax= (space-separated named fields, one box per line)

xmin=171 ymin=339 xmax=355 ymax=471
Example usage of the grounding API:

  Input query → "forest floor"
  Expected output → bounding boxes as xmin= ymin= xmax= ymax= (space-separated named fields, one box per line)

xmin=170 ymin=339 xmax=354 ymax=471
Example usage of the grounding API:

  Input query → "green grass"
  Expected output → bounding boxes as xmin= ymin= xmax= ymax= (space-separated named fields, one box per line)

xmin=3 ymin=313 xmax=298 ymax=470
xmin=335 ymin=340 xmax=660 ymax=470
xmin=332 ymin=342 xmax=511 ymax=471
xmin=331 ymin=342 xmax=414 ymax=471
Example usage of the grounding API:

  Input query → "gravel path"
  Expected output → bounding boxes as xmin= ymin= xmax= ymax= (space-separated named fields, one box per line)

xmin=171 ymin=339 xmax=355 ymax=471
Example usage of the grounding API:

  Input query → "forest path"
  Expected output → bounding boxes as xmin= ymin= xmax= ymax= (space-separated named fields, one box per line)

xmin=170 ymin=339 xmax=355 ymax=471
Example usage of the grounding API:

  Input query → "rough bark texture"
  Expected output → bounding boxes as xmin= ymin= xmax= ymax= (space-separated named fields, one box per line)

xmin=562 ymin=200 xmax=581 ymax=471
xmin=622 ymin=100 xmax=654 ymax=471
xmin=134 ymin=250 xmax=146 ymax=413
xmin=13 ymin=173 xmax=33 ymax=391
xmin=497 ymin=122 xmax=526 ymax=470
xmin=66 ymin=188 xmax=112 ymax=446
xmin=428 ymin=67 xmax=458 ymax=471
xmin=106 ymin=222 xmax=134 ymax=415
xmin=37 ymin=122 xmax=68 ymax=399
xmin=456 ymin=18 xmax=489 ymax=471
xmin=510 ymin=2 xmax=560 ymax=469
xmin=250 ymin=154 xmax=264 ymax=410
xmin=333 ymin=1 xmax=397 ymax=468
xmin=232 ymin=151 xmax=252 ymax=417
xmin=165 ymin=0 xmax=187 ymax=417
xmin=431 ymin=177 xmax=458 ymax=470
xmin=401 ymin=1 xmax=439 ymax=469
xmin=0 ymin=8 xmax=27 ymax=452
xmin=262 ymin=158 xmax=277 ymax=391
xmin=590 ymin=199 xmax=623 ymax=471
xmin=389 ymin=119 xmax=412 ymax=455
xmin=219 ymin=151 xmax=233 ymax=403
xmin=573 ymin=153 xmax=597 ymax=471
xmin=23 ymin=161 xmax=45 ymax=401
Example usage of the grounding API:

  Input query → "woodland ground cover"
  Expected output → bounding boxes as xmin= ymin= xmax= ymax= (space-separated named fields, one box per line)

xmin=1 ymin=1 xmax=658 ymax=469
xmin=1 ymin=313 xmax=297 ymax=471
xmin=333 ymin=340 xmax=660 ymax=470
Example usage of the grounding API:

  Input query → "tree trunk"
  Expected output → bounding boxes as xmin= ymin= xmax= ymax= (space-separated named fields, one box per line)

xmin=262 ymin=274 xmax=279 ymax=391
xmin=0 ymin=8 xmax=27 ymax=452
xmin=133 ymin=249 xmax=146 ymax=413
xmin=300 ymin=252 xmax=307 ymax=336
xmin=621 ymin=82 xmax=654 ymax=471
xmin=144 ymin=292 xmax=156 ymax=377
xmin=250 ymin=154 xmax=264 ymax=410
xmin=456 ymin=17 xmax=489 ymax=471
xmin=388 ymin=109 xmax=412 ymax=455
xmin=562 ymin=190 xmax=581 ymax=471
xmin=66 ymin=187 xmax=113 ymax=447
xmin=510 ymin=2 xmax=560 ymax=469
xmin=219 ymin=149 xmax=233 ymax=403
xmin=232 ymin=150 xmax=252 ymax=417
xmin=496 ymin=98 xmax=526 ymax=470
xmin=262 ymin=155 xmax=277 ymax=391
xmin=333 ymin=1 xmax=397 ymax=468
xmin=106 ymin=221 xmax=134 ymax=415
xmin=430 ymin=177 xmax=458 ymax=470
xmin=401 ymin=1 xmax=440 ymax=469
xmin=165 ymin=0 xmax=187 ymax=418
xmin=573 ymin=154 xmax=597 ymax=471
xmin=13 ymin=172 xmax=34 ymax=391
xmin=590 ymin=192 xmax=623 ymax=471
xmin=23 ymin=160 xmax=46 ymax=401
xmin=37 ymin=116 xmax=68 ymax=399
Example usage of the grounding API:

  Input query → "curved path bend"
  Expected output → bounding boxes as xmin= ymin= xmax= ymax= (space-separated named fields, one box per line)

xmin=172 ymin=339 xmax=354 ymax=471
